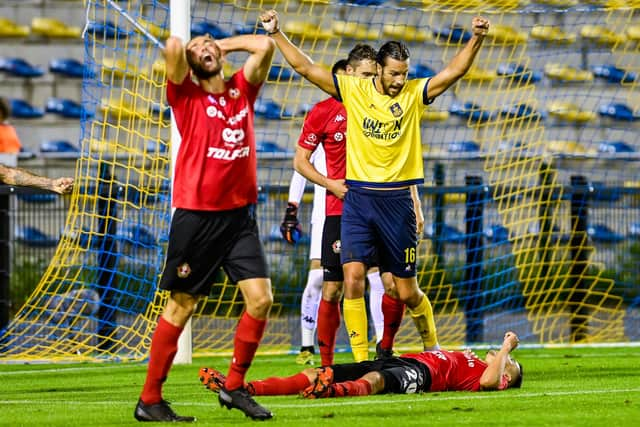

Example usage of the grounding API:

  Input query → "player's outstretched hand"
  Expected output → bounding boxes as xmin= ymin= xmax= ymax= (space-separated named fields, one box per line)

xmin=472 ymin=16 xmax=490 ymax=37
xmin=260 ymin=9 xmax=280 ymax=35
xmin=502 ymin=331 xmax=519 ymax=352
xmin=280 ymin=202 xmax=302 ymax=244
xmin=51 ymin=177 xmax=74 ymax=194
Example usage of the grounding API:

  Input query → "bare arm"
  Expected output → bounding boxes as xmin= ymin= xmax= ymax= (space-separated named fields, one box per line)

xmin=260 ymin=10 xmax=337 ymax=97
xmin=427 ymin=17 xmax=489 ymax=100
xmin=293 ymin=146 xmax=347 ymax=199
xmin=163 ymin=36 xmax=189 ymax=84
xmin=411 ymin=185 xmax=424 ymax=235
xmin=479 ymin=331 xmax=519 ymax=390
xmin=216 ymin=35 xmax=275 ymax=86
xmin=0 ymin=164 xmax=73 ymax=194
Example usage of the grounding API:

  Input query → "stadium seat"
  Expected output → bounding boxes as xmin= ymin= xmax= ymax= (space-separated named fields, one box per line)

xmin=449 ymin=101 xmax=493 ymax=123
xmin=544 ymin=140 xmax=592 ymax=156
xmin=268 ymin=64 xmax=299 ymax=81
xmin=448 ymin=140 xmax=480 ymax=153
xmin=338 ymin=0 xmax=386 ymax=5
xmin=462 ymin=66 xmax=497 ymax=82
xmin=284 ymin=21 xmax=332 ymax=40
xmin=433 ymin=26 xmax=471 ymax=44
xmin=424 ymin=223 xmax=466 ymax=244
xmin=547 ymin=101 xmax=596 ymax=123
xmin=8 ymin=99 xmax=44 ymax=119
xmin=580 ymin=25 xmax=626 ymax=45
xmin=49 ymin=58 xmax=85 ymax=78
xmin=101 ymin=57 xmax=138 ymax=79
xmin=382 ymin=24 xmax=431 ymax=43
xmin=254 ymin=99 xmax=293 ymax=120
xmin=100 ymin=99 xmax=148 ymax=121
xmin=0 ymin=18 xmax=30 ymax=37
xmin=591 ymin=64 xmax=637 ymax=84
xmin=0 ymin=57 xmax=44 ymax=78
xmin=587 ymin=224 xmax=624 ymax=243
xmin=137 ymin=18 xmax=169 ymax=39
xmin=485 ymin=224 xmax=510 ymax=243
xmin=234 ymin=21 xmax=265 ymax=35
xmin=530 ymin=25 xmax=576 ymax=44
xmin=191 ymin=20 xmax=231 ymax=39
xmin=40 ymin=140 xmax=80 ymax=157
xmin=590 ymin=181 xmax=622 ymax=202
xmin=627 ymin=25 xmax=640 ymax=41
xmin=45 ymin=98 xmax=85 ymax=119
xmin=499 ymin=103 xmax=546 ymax=121
xmin=629 ymin=222 xmax=640 ymax=239
xmin=487 ymin=24 xmax=528 ymax=44
xmin=116 ymin=224 xmax=156 ymax=248
xmin=422 ymin=108 xmax=449 ymax=121
xmin=332 ymin=21 xmax=378 ymax=40
xmin=15 ymin=226 xmax=58 ymax=247
xmin=497 ymin=63 xmax=542 ymax=84
xmin=544 ymin=64 xmax=593 ymax=83
xmin=598 ymin=102 xmax=640 ymax=121
xmin=597 ymin=141 xmax=635 ymax=154
xmin=85 ymin=20 xmax=129 ymax=39
xmin=18 ymin=147 xmax=36 ymax=160
xmin=408 ymin=63 xmax=436 ymax=79
xmin=31 ymin=17 xmax=81 ymax=38
xmin=256 ymin=141 xmax=290 ymax=153
xmin=17 ymin=193 xmax=57 ymax=203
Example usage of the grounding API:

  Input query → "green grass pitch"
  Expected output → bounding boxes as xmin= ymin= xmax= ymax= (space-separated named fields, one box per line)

xmin=0 ymin=346 xmax=638 ymax=426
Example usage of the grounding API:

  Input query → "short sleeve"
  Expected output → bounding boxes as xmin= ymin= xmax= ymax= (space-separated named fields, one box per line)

xmin=297 ymin=104 xmax=325 ymax=151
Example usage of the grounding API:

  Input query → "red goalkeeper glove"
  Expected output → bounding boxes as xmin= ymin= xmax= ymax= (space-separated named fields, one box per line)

xmin=280 ymin=202 xmax=302 ymax=244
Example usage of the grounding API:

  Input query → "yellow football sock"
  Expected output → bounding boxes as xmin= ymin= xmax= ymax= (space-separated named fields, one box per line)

xmin=409 ymin=295 xmax=439 ymax=350
xmin=343 ymin=297 xmax=369 ymax=362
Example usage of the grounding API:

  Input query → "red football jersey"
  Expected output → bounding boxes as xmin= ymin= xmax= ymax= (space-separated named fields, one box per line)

xmin=167 ymin=70 xmax=260 ymax=211
xmin=402 ymin=350 xmax=509 ymax=392
xmin=297 ymin=97 xmax=347 ymax=216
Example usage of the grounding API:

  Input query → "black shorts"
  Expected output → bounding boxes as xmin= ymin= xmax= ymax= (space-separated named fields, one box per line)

xmin=321 ymin=215 xmax=343 ymax=282
xmin=159 ymin=206 xmax=269 ymax=296
xmin=330 ymin=357 xmax=431 ymax=394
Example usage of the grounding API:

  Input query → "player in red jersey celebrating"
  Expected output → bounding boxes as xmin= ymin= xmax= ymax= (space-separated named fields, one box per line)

xmin=134 ymin=32 xmax=275 ymax=422
xmin=200 ymin=331 xmax=522 ymax=397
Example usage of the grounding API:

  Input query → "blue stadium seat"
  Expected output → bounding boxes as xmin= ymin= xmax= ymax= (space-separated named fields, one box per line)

xmin=629 ymin=222 xmax=640 ymax=239
xmin=449 ymin=101 xmax=493 ymax=122
xmin=338 ymin=0 xmax=386 ymax=5
xmin=8 ymin=99 xmax=44 ymax=118
xmin=15 ymin=226 xmax=58 ymax=247
xmin=590 ymin=182 xmax=621 ymax=202
xmin=433 ymin=26 xmax=471 ymax=44
xmin=191 ymin=20 xmax=231 ymax=38
xmin=497 ymin=63 xmax=542 ymax=84
xmin=40 ymin=140 xmax=80 ymax=156
xmin=485 ymin=224 xmax=510 ymax=243
xmin=49 ymin=58 xmax=85 ymax=78
xmin=17 ymin=193 xmax=57 ymax=203
xmin=256 ymin=141 xmax=290 ymax=153
xmin=592 ymin=64 xmax=638 ymax=84
xmin=45 ymin=98 xmax=85 ymax=119
xmin=598 ymin=102 xmax=640 ymax=121
xmin=448 ymin=140 xmax=480 ymax=153
xmin=500 ymin=103 xmax=546 ymax=121
xmin=408 ymin=63 xmax=436 ymax=79
xmin=85 ymin=21 xmax=130 ymax=39
xmin=116 ymin=224 xmax=156 ymax=248
xmin=268 ymin=64 xmax=299 ymax=81
xmin=587 ymin=224 xmax=624 ymax=243
xmin=254 ymin=99 xmax=293 ymax=119
xmin=0 ymin=57 xmax=44 ymax=78
xmin=597 ymin=141 xmax=635 ymax=154
xmin=234 ymin=21 xmax=264 ymax=35
xmin=424 ymin=223 xmax=466 ymax=244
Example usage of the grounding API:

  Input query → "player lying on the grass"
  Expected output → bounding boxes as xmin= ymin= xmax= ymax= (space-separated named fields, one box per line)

xmin=199 ymin=331 xmax=522 ymax=398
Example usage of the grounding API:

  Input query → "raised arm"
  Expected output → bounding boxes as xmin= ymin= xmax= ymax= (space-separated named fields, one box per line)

xmin=260 ymin=10 xmax=338 ymax=97
xmin=0 ymin=164 xmax=73 ymax=194
xmin=163 ymin=36 xmax=189 ymax=84
xmin=479 ymin=331 xmax=519 ymax=390
xmin=215 ymin=35 xmax=275 ymax=86
xmin=427 ymin=17 xmax=489 ymax=100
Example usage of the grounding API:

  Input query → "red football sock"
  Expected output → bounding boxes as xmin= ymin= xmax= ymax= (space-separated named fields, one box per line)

xmin=225 ymin=312 xmax=266 ymax=390
xmin=140 ymin=317 xmax=183 ymax=404
xmin=317 ymin=299 xmax=340 ymax=366
xmin=380 ymin=294 xmax=405 ymax=351
xmin=249 ymin=372 xmax=311 ymax=395
xmin=330 ymin=379 xmax=372 ymax=398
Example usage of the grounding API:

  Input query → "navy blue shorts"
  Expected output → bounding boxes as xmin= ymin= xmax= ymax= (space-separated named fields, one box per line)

xmin=159 ymin=206 xmax=269 ymax=296
xmin=341 ymin=187 xmax=417 ymax=278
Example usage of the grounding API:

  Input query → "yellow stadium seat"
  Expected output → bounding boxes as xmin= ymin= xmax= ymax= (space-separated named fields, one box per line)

xmin=283 ymin=21 xmax=332 ymax=40
xmin=485 ymin=0 xmax=530 ymax=11
xmin=332 ymin=21 xmax=378 ymax=41
xmin=545 ymin=140 xmax=595 ymax=155
xmin=101 ymin=57 xmax=138 ymax=79
xmin=0 ymin=18 xmax=30 ymax=37
xmin=463 ymin=66 xmax=497 ymax=82
xmin=530 ymin=25 xmax=576 ymax=44
xmin=138 ymin=18 xmax=169 ymax=39
xmin=31 ymin=17 xmax=81 ymax=38
xmin=627 ymin=25 xmax=640 ymax=41
xmin=488 ymin=24 xmax=528 ymax=44
xmin=544 ymin=64 xmax=593 ymax=82
xmin=422 ymin=108 xmax=450 ymax=121
xmin=383 ymin=24 xmax=432 ymax=43
xmin=547 ymin=101 xmax=596 ymax=123
xmin=534 ymin=0 xmax=578 ymax=5
xmin=580 ymin=25 xmax=626 ymax=45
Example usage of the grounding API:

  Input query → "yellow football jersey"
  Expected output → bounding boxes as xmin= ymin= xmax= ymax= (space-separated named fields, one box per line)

xmin=335 ymin=74 xmax=429 ymax=188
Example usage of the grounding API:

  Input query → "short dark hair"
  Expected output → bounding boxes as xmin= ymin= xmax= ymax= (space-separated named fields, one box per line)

xmin=376 ymin=41 xmax=410 ymax=66
xmin=347 ymin=43 xmax=377 ymax=69
xmin=332 ymin=59 xmax=349 ymax=74
xmin=511 ymin=361 xmax=523 ymax=388
xmin=0 ymin=97 xmax=10 ymax=121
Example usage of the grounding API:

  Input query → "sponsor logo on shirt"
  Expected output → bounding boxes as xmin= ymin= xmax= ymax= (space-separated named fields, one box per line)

xmin=229 ymin=88 xmax=240 ymax=99
xmin=334 ymin=132 xmax=344 ymax=142
xmin=334 ymin=114 xmax=346 ymax=122
xmin=207 ymin=146 xmax=250 ymax=160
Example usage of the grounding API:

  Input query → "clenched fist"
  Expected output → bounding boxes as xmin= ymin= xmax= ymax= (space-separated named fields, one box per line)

xmin=260 ymin=9 xmax=280 ymax=35
xmin=472 ymin=16 xmax=490 ymax=37
xmin=502 ymin=331 xmax=519 ymax=352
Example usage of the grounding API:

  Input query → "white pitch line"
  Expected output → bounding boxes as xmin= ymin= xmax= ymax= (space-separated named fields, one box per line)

xmin=0 ymin=387 xmax=638 ymax=407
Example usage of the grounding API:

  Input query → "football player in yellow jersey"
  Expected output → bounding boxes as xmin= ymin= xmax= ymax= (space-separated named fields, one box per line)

xmin=261 ymin=10 xmax=490 ymax=360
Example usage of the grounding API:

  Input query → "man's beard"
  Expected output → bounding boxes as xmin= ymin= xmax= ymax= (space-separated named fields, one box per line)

xmin=191 ymin=62 xmax=222 ymax=80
